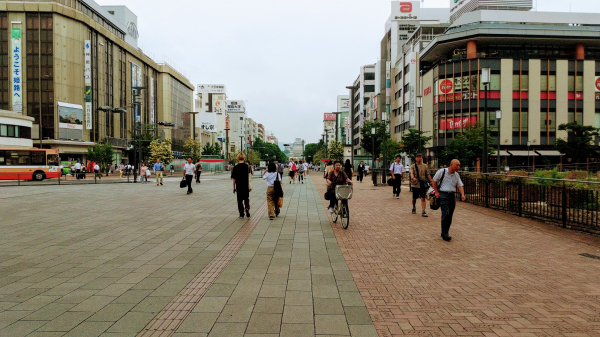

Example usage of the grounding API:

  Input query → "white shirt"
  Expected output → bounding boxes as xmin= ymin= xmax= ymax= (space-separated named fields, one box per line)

xmin=263 ymin=172 xmax=282 ymax=187
xmin=183 ymin=163 xmax=195 ymax=175
xmin=390 ymin=162 xmax=404 ymax=175
xmin=94 ymin=164 xmax=99 ymax=171
xmin=433 ymin=168 xmax=464 ymax=192
xmin=74 ymin=163 xmax=81 ymax=170
xmin=303 ymin=163 xmax=308 ymax=171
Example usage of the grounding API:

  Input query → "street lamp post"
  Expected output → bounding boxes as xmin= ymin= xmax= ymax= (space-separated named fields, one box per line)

xmin=416 ymin=95 xmax=423 ymax=153
xmin=496 ymin=110 xmax=502 ymax=172
xmin=185 ymin=112 xmax=200 ymax=142
xmin=527 ymin=140 xmax=531 ymax=172
xmin=481 ymin=68 xmax=491 ymax=173
xmin=371 ymin=127 xmax=376 ymax=169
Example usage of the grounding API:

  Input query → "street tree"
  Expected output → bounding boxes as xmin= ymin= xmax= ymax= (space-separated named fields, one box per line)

xmin=253 ymin=138 xmax=288 ymax=163
xmin=441 ymin=124 xmax=495 ymax=168
xmin=304 ymin=141 xmax=324 ymax=163
xmin=149 ymin=138 xmax=174 ymax=165
xmin=555 ymin=122 xmax=599 ymax=165
xmin=328 ymin=140 xmax=344 ymax=162
xmin=213 ymin=142 xmax=222 ymax=156
xmin=399 ymin=129 xmax=433 ymax=162
xmin=247 ymin=149 xmax=261 ymax=165
xmin=312 ymin=148 xmax=327 ymax=164
xmin=360 ymin=121 xmax=388 ymax=158
xmin=183 ymin=138 xmax=202 ymax=161
xmin=85 ymin=141 xmax=115 ymax=169
xmin=380 ymin=138 xmax=401 ymax=163
xmin=202 ymin=143 xmax=215 ymax=156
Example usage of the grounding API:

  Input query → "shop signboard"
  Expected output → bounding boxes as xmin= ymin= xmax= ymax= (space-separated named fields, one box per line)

xmin=439 ymin=78 xmax=454 ymax=94
xmin=198 ymin=84 xmax=226 ymax=94
xmin=595 ymin=76 xmax=600 ymax=92
xmin=226 ymin=100 xmax=246 ymax=113
xmin=200 ymin=111 xmax=217 ymax=132
xmin=440 ymin=116 xmax=477 ymax=130
xmin=84 ymin=40 xmax=92 ymax=129
xmin=338 ymin=97 xmax=350 ymax=112
xmin=132 ymin=63 xmax=141 ymax=123
xmin=150 ymin=78 xmax=155 ymax=124
xmin=391 ymin=1 xmax=420 ymax=20
xmin=11 ymin=27 xmax=22 ymax=113
xmin=324 ymin=113 xmax=337 ymax=121
xmin=58 ymin=102 xmax=83 ymax=140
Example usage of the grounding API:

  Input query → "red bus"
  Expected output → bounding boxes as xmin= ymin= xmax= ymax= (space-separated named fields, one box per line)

xmin=0 ymin=148 xmax=61 ymax=181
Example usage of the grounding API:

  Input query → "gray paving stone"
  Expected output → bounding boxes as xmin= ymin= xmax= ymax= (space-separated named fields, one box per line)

xmin=313 ymin=298 xmax=344 ymax=315
xmin=208 ymin=322 xmax=246 ymax=337
xmin=106 ymin=311 xmax=155 ymax=333
xmin=246 ymin=313 xmax=282 ymax=334
xmin=177 ymin=312 xmax=219 ymax=333
xmin=282 ymin=305 xmax=314 ymax=324
xmin=217 ymin=304 xmax=254 ymax=323
xmin=192 ymin=296 xmax=229 ymax=313
xmin=253 ymin=297 xmax=284 ymax=314
xmin=315 ymin=314 xmax=350 ymax=335
xmin=37 ymin=311 xmax=93 ymax=331
xmin=280 ymin=323 xmax=315 ymax=337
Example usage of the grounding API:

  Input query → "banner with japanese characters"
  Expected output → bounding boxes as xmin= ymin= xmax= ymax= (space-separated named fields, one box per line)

xmin=11 ymin=28 xmax=22 ymax=113
xmin=84 ymin=40 xmax=92 ymax=129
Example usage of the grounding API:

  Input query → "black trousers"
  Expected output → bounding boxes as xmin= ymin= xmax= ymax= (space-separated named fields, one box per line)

xmin=196 ymin=170 xmax=201 ymax=183
xmin=393 ymin=174 xmax=402 ymax=195
xmin=357 ymin=171 xmax=363 ymax=182
xmin=440 ymin=192 xmax=456 ymax=236
xmin=76 ymin=169 xmax=81 ymax=179
xmin=237 ymin=194 xmax=250 ymax=215
xmin=185 ymin=174 xmax=193 ymax=193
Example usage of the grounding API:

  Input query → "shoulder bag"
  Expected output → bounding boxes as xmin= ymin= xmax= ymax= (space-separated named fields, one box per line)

xmin=248 ymin=164 xmax=253 ymax=192
xmin=429 ymin=169 xmax=446 ymax=210
xmin=415 ymin=164 xmax=430 ymax=190
xmin=387 ymin=163 xmax=395 ymax=186
xmin=274 ymin=173 xmax=284 ymax=197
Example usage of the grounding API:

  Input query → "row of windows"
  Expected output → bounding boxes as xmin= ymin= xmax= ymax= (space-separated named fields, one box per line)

xmin=0 ymin=13 xmax=8 ymax=110
xmin=447 ymin=45 xmax=600 ymax=61
xmin=0 ymin=124 xmax=31 ymax=139
xmin=0 ymin=150 xmax=52 ymax=166
xmin=364 ymin=73 xmax=375 ymax=81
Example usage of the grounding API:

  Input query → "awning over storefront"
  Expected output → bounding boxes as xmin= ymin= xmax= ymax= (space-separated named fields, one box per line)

xmin=534 ymin=150 xmax=561 ymax=156
xmin=492 ymin=150 xmax=530 ymax=156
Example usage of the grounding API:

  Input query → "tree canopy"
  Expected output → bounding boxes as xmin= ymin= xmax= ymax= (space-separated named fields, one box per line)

xmin=252 ymin=138 xmax=288 ymax=163
xmin=399 ymin=129 xmax=433 ymax=163
xmin=328 ymin=140 xmax=344 ymax=162
xmin=441 ymin=124 xmax=495 ymax=168
xmin=85 ymin=142 xmax=115 ymax=167
xmin=360 ymin=121 xmax=389 ymax=158
xmin=555 ymin=122 xmax=599 ymax=163
xmin=304 ymin=140 xmax=325 ymax=163
xmin=149 ymin=139 xmax=174 ymax=165
xmin=183 ymin=138 xmax=202 ymax=162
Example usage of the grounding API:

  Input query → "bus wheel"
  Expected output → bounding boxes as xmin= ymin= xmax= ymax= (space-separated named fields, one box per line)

xmin=33 ymin=171 xmax=46 ymax=181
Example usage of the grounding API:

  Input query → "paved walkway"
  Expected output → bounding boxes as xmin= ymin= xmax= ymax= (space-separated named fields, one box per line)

xmin=315 ymin=177 xmax=600 ymax=336
xmin=0 ymin=172 xmax=376 ymax=336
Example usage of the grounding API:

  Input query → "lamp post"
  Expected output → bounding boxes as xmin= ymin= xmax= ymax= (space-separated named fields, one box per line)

xmin=416 ymin=95 xmax=423 ymax=153
xmin=496 ymin=110 xmax=502 ymax=172
xmin=371 ymin=127 xmax=376 ymax=170
xmin=481 ymin=68 xmax=491 ymax=173
xmin=185 ymin=111 xmax=200 ymax=142
xmin=527 ymin=140 xmax=531 ymax=172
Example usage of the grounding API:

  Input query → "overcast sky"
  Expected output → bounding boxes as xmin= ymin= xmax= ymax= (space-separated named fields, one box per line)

xmin=95 ymin=0 xmax=600 ymax=145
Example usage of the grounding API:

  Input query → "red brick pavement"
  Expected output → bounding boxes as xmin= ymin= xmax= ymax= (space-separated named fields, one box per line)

xmin=317 ymin=178 xmax=600 ymax=336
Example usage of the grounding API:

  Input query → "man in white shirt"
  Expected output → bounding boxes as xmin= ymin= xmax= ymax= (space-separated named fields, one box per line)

xmin=389 ymin=155 xmax=405 ymax=199
xmin=431 ymin=159 xmax=466 ymax=242
xmin=302 ymin=161 xmax=309 ymax=177
xmin=74 ymin=162 xmax=82 ymax=179
xmin=94 ymin=163 xmax=100 ymax=179
xmin=183 ymin=158 xmax=196 ymax=195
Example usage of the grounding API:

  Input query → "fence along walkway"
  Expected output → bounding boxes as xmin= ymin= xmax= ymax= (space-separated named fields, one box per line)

xmin=460 ymin=173 xmax=600 ymax=235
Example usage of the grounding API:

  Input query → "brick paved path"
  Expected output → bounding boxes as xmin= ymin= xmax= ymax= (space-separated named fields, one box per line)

xmin=315 ymin=178 xmax=600 ymax=336
xmin=0 ymin=172 xmax=377 ymax=336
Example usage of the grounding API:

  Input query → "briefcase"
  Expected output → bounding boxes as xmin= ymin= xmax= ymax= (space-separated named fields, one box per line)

xmin=180 ymin=179 xmax=186 ymax=188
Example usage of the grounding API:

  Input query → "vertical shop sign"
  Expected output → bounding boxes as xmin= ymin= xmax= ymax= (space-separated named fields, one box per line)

xmin=11 ymin=27 xmax=22 ymax=113
xmin=84 ymin=40 xmax=92 ymax=129
xmin=150 ymin=77 xmax=155 ymax=124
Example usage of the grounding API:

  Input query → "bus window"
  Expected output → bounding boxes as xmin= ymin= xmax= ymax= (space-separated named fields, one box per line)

xmin=47 ymin=154 xmax=58 ymax=166
xmin=18 ymin=151 xmax=31 ymax=165
xmin=32 ymin=152 xmax=45 ymax=165
xmin=0 ymin=151 xmax=4 ymax=165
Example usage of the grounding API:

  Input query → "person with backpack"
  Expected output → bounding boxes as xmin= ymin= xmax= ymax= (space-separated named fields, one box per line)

xmin=289 ymin=161 xmax=297 ymax=183
xmin=410 ymin=153 xmax=434 ymax=217
xmin=389 ymin=155 xmax=405 ymax=199
xmin=431 ymin=159 xmax=466 ymax=242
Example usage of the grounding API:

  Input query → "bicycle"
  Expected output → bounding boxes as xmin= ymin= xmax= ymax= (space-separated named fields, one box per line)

xmin=331 ymin=184 xmax=353 ymax=229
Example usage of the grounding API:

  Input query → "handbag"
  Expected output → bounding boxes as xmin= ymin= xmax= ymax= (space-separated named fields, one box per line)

xmin=248 ymin=165 xmax=253 ymax=192
xmin=180 ymin=179 xmax=186 ymax=188
xmin=274 ymin=173 xmax=284 ymax=197
xmin=429 ymin=169 xmax=446 ymax=210
xmin=277 ymin=197 xmax=283 ymax=208
xmin=415 ymin=164 xmax=430 ymax=190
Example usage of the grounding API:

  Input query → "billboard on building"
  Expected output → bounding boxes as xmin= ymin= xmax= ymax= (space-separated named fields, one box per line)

xmin=324 ymin=113 xmax=336 ymax=121
xmin=200 ymin=112 xmax=217 ymax=133
xmin=11 ymin=27 xmax=22 ymax=113
xmin=150 ymin=78 xmax=155 ymax=124
xmin=226 ymin=100 xmax=246 ymax=113
xmin=213 ymin=99 xmax=226 ymax=114
xmin=84 ymin=40 xmax=92 ymax=129
xmin=595 ymin=76 xmax=600 ymax=92
xmin=391 ymin=1 xmax=420 ymax=20
xmin=58 ymin=102 xmax=83 ymax=140
xmin=198 ymin=84 xmax=226 ymax=94
xmin=132 ymin=63 xmax=142 ymax=123
xmin=338 ymin=97 xmax=350 ymax=112
xmin=450 ymin=0 xmax=532 ymax=22
xmin=345 ymin=117 xmax=350 ymax=145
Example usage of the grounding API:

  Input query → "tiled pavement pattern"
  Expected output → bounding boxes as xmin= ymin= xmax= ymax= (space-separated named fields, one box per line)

xmin=0 ymin=173 xmax=377 ymax=336
xmin=316 ymin=178 xmax=600 ymax=336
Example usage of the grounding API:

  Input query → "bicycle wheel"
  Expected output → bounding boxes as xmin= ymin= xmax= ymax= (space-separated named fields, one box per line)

xmin=340 ymin=202 xmax=349 ymax=229
xmin=331 ymin=203 xmax=339 ymax=223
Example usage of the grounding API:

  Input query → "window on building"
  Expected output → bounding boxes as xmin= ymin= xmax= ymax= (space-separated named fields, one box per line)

xmin=480 ymin=74 xmax=501 ymax=91
xmin=364 ymin=73 xmax=375 ymax=80
xmin=540 ymin=75 xmax=556 ymax=91
xmin=364 ymin=85 xmax=375 ymax=93
xmin=512 ymin=74 xmax=529 ymax=91
xmin=0 ymin=13 xmax=8 ymax=110
xmin=540 ymin=109 xmax=556 ymax=145
xmin=567 ymin=75 xmax=583 ymax=92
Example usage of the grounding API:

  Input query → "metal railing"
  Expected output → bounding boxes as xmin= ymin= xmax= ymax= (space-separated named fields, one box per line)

xmin=0 ymin=172 xmax=135 ymax=187
xmin=459 ymin=173 xmax=600 ymax=235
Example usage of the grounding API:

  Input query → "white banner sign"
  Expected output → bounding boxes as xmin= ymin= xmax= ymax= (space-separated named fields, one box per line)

xmin=345 ymin=117 xmax=350 ymax=145
xmin=198 ymin=84 xmax=226 ymax=94
xmin=11 ymin=27 xmax=22 ymax=113
xmin=227 ymin=100 xmax=246 ymax=113
xmin=150 ymin=78 xmax=155 ymax=124
xmin=84 ymin=40 xmax=92 ymax=130
xmin=200 ymin=112 xmax=217 ymax=133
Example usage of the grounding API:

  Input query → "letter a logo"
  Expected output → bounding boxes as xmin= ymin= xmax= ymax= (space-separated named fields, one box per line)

xmin=400 ymin=2 xmax=412 ymax=13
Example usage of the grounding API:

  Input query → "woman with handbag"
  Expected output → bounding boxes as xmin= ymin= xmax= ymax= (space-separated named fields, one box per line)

xmin=231 ymin=153 xmax=252 ymax=218
xmin=263 ymin=162 xmax=283 ymax=219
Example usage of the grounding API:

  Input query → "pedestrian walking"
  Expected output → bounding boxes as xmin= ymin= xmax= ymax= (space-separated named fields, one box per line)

xmin=154 ymin=158 xmax=164 ymax=186
xmin=289 ymin=161 xmax=297 ymax=183
xmin=183 ymin=158 xmax=195 ymax=195
xmin=94 ymin=163 xmax=101 ymax=179
xmin=74 ymin=161 xmax=81 ymax=179
xmin=344 ymin=159 xmax=354 ymax=180
xmin=365 ymin=164 xmax=370 ymax=176
xmin=231 ymin=153 xmax=252 ymax=218
xmin=325 ymin=161 xmax=353 ymax=213
xmin=298 ymin=161 xmax=304 ymax=184
xmin=357 ymin=161 xmax=365 ymax=182
xmin=323 ymin=160 xmax=333 ymax=180
xmin=195 ymin=159 xmax=203 ymax=183
xmin=431 ymin=159 xmax=466 ymax=242
xmin=389 ymin=155 xmax=404 ymax=199
xmin=263 ymin=162 xmax=282 ymax=219
xmin=409 ymin=153 xmax=434 ymax=217
xmin=140 ymin=163 xmax=147 ymax=183
xmin=304 ymin=161 xmax=309 ymax=176
xmin=277 ymin=162 xmax=285 ymax=176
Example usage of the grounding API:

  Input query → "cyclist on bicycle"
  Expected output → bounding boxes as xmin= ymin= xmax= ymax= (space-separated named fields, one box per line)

xmin=325 ymin=161 xmax=354 ymax=213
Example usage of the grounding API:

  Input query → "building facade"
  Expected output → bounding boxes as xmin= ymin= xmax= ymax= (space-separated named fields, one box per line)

xmin=0 ymin=110 xmax=34 ymax=148
xmin=1 ymin=0 xmax=194 ymax=164
xmin=351 ymin=64 xmax=376 ymax=156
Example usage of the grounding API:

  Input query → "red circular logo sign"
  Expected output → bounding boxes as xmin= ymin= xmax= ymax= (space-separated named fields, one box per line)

xmin=595 ymin=77 xmax=600 ymax=91
xmin=440 ymin=79 xmax=453 ymax=94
